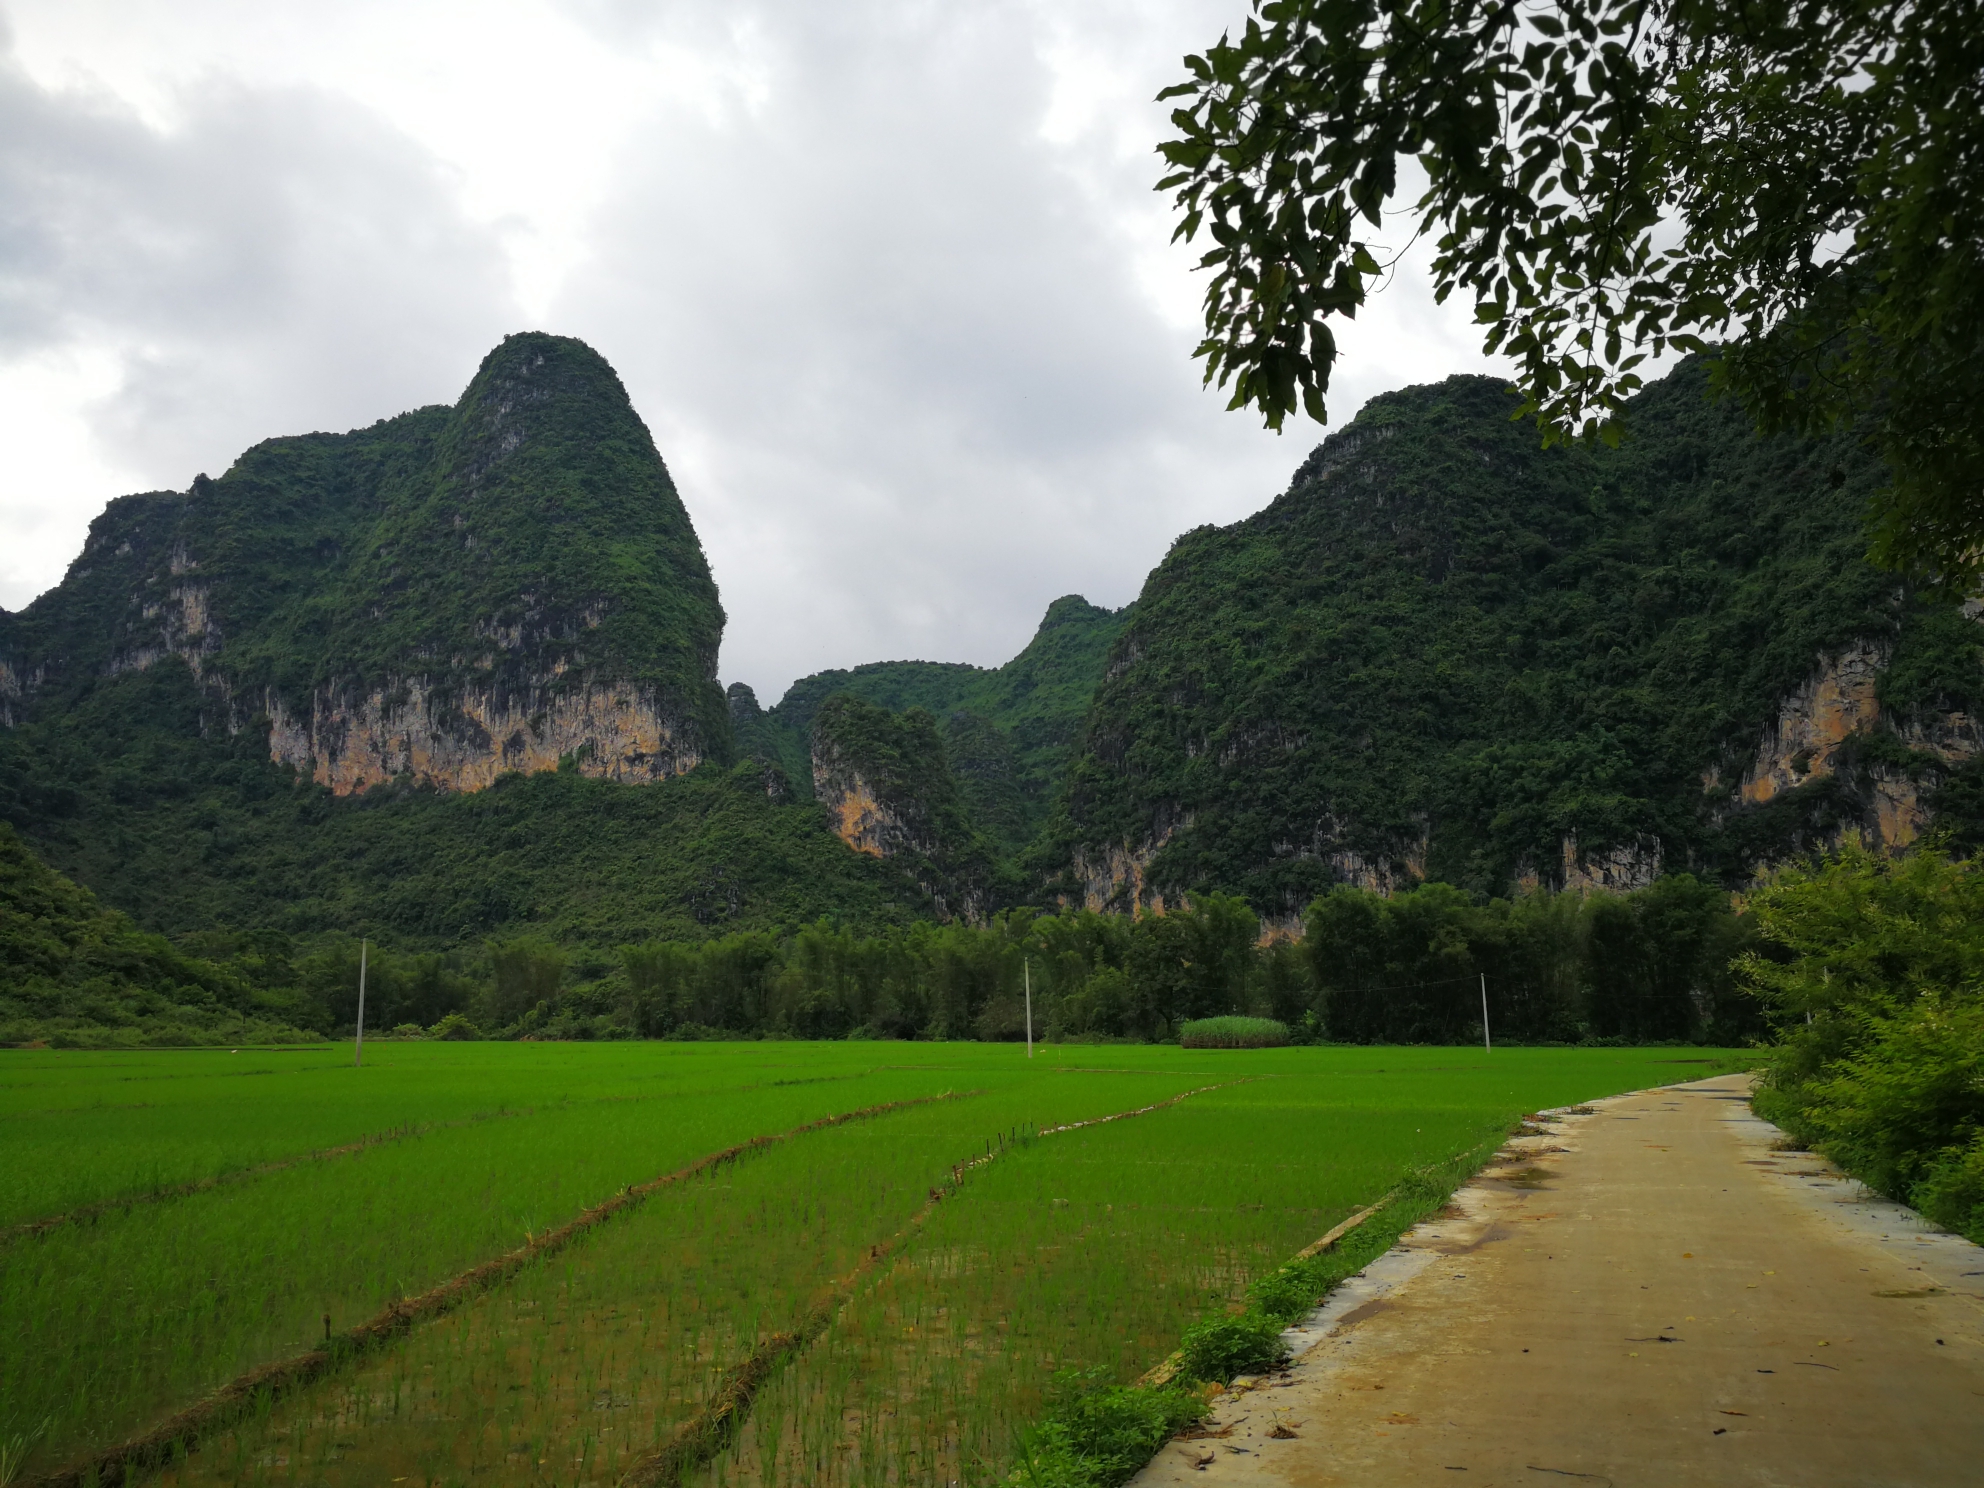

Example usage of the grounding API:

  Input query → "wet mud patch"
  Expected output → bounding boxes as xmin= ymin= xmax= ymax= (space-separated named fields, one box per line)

xmin=1488 ymin=1167 xmax=1556 ymax=1189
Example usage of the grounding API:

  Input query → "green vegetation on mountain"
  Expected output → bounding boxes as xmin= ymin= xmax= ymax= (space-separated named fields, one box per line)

xmin=4 ymin=342 xmax=1975 ymax=1051
xmin=0 ymin=658 xmax=925 ymax=957
xmin=2 ymin=331 xmax=729 ymax=753
xmin=733 ymin=595 xmax=1130 ymax=850
xmin=1050 ymin=361 xmax=1981 ymax=915
xmin=807 ymin=694 xmax=1002 ymax=916
xmin=0 ymin=822 xmax=318 ymax=1047
xmin=1161 ymin=1 xmax=1984 ymax=588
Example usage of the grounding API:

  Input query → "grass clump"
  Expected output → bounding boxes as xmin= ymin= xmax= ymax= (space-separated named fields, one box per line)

xmin=1012 ymin=1370 xmax=1208 ymax=1488
xmin=1177 ymin=1313 xmax=1289 ymax=1380
xmin=1179 ymin=1016 xmax=1289 ymax=1049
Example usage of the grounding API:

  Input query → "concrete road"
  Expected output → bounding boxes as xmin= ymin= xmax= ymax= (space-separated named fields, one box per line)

xmin=1131 ymin=1076 xmax=1984 ymax=1488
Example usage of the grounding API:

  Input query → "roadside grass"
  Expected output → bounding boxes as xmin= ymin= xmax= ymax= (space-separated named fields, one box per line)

xmin=1 ymin=1044 xmax=1735 ymax=1486
xmin=1005 ymin=1135 xmax=1512 ymax=1488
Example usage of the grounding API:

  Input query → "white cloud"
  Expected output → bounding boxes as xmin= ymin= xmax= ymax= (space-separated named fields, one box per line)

xmin=0 ymin=22 xmax=519 ymax=580
xmin=0 ymin=0 xmax=1514 ymax=700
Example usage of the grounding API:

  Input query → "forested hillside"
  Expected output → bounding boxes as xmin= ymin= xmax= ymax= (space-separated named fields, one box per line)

xmin=730 ymin=594 xmax=1129 ymax=851
xmin=0 ymin=823 xmax=319 ymax=1046
xmin=1050 ymin=362 xmax=1984 ymax=921
xmin=2 ymin=333 xmax=732 ymax=786
xmin=0 ymin=334 xmax=966 ymax=949
xmin=5 ymin=344 xmax=1979 ymax=1045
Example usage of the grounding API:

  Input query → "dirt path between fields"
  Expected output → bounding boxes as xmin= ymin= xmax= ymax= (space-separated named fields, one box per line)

xmin=1132 ymin=1075 xmax=1984 ymax=1488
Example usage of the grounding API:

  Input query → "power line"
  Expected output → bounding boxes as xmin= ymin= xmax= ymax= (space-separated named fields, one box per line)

xmin=1324 ymin=973 xmax=1484 ymax=995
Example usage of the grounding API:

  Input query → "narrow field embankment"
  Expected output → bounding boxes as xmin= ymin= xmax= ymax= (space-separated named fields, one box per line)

xmin=617 ymin=1082 xmax=1241 ymax=1488
xmin=25 ymin=1094 xmax=969 ymax=1488
xmin=10 ymin=1046 xmax=1712 ymax=1488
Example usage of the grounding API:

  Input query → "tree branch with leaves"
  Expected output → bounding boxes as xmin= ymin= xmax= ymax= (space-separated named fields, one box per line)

xmin=1159 ymin=0 xmax=1983 ymax=576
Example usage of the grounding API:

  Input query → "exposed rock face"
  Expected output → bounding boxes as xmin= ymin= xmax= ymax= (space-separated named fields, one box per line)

xmin=809 ymin=695 xmax=989 ymax=920
xmin=1559 ymin=834 xmax=1664 ymax=893
xmin=0 ymin=660 xmax=29 ymax=728
xmin=1741 ymin=640 xmax=1889 ymax=805
xmin=267 ymin=681 xmax=701 ymax=794
xmin=1325 ymin=837 xmax=1430 ymax=896
xmin=1072 ymin=833 xmax=1174 ymax=914
xmin=109 ymin=583 xmax=219 ymax=679
xmin=812 ymin=732 xmax=934 ymax=863
xmin=820 ymin=775 xmax=892 ymax=858
xmin=2 ymin=332 xmax=731 ymax=796
xmin=1721 ymin=640 xmax=1984 ymax=855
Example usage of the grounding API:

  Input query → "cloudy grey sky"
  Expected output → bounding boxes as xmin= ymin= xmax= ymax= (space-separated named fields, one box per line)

xmin=0 ymin=0 xmax=1511 ymax=701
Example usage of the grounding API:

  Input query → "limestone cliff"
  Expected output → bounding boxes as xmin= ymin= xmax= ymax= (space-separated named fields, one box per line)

xmin=1046 ymin=359 xmax=1984 ymax=908
xmin=1739 ymin=640 xmax=1889 ymax=806
xmin=1557 ymin=834 xmax=1664 ymax=892
xmin=265 ymin=679 xmax=701 ymax=794
xmin=1719 ymin=636 xmax=1984 ymax=856
xmin=809 ymin=695 xmax=992 ymax=920
xmin=1071 ymin=831 xmax=1176 ymax=914
xmin=1 ymin=332 xmax=730 ymax=795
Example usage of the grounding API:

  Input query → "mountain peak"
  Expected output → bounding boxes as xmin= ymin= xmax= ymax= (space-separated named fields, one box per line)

xmin=5 ymin=332 xmax=731 ymax=794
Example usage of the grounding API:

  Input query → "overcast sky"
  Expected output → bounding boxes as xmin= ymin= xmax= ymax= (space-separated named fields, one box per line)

xmin=0 ymin=0 xmax=1511 ymax=701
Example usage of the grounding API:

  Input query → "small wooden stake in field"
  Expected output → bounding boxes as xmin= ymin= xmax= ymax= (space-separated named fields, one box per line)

xmin=1480 ymin=972 xmax=1491 ymax=1052
xmin=1024 ymin=958 xmax=1033 ymax=1058
xmin=354 ymin=939 xmax=368 ymax=1069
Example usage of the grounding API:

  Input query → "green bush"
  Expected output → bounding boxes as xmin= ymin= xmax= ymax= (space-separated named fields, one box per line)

xmin=1011 ymin=1370 xmax=1208 ymax=1488
xmin=1178 ymin=1016 xmax=1289 ymax=1049
xmin=1748 ymin=847 xmax=1984 ymax=1243
xmin=429 ymin=1011 xmax=481 ymax=1041
xmin=1245 ymin=1258 xmax=1330 ymax=1324
xmin=1177 ymin=1312 xmax=1289 ymax=1382
xmin=1915 ymin=1133 xmax=1984 ymax=1239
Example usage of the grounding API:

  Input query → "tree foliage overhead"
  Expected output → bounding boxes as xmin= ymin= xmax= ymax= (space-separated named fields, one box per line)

xmin=1159 ymin=0 xmax=1983 ymax=576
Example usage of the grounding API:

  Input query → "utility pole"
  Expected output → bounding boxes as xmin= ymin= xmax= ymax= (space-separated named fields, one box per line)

xmin=1024 ymin=958 xmax=1033 ymax=1059
xmin=1479 ymin=971 xmax=1491 ymax=1052
xmin=355 ymin=938 xmax=369 ymax=1068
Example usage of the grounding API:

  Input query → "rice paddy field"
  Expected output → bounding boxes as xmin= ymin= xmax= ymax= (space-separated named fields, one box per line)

xmin=0 ymin=1042 xmax=1739 ymax=1487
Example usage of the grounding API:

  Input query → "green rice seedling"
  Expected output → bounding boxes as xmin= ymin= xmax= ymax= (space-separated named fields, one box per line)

xmin=127 ymin=1070 xmax=1212 ymax=1488
xmin=6 ymin=1043 xmax=1737 ymax=1485
xmin=2 ymin=1065 xmax=974 ymax=1470
xmin=0 ymin=1043 xmax=907 ymax=1227
xmin=696 ymin=1047 xmax=1728 ymax=1485
xmin=1176 ymin=1017 xmax=1288 ymax=1049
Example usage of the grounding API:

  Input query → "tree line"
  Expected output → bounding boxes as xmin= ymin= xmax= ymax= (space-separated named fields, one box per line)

xmin=286 ymin=873 xmax=1760 ymax=1046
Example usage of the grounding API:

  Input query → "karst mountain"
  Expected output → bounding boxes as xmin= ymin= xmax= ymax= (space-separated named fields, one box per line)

xmin=4 ymin=334 xmax=1981 ymax=963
